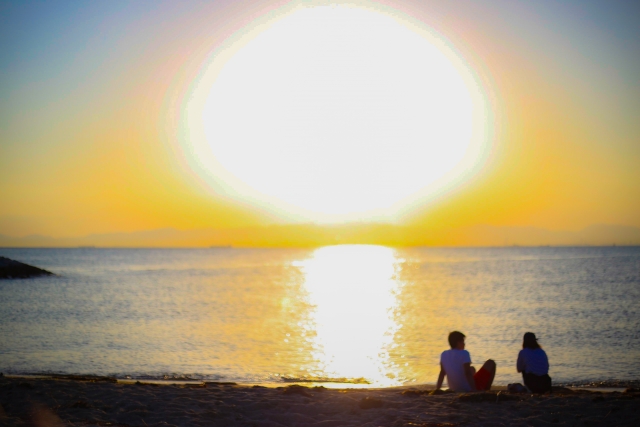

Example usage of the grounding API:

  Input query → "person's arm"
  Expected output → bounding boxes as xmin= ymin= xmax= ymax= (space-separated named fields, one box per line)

xmin=516 ymin=350 xmax=524 ymax=373
xmin=436 ymin=363 xmax=446 ymax=390
xmin=464 ymin=362 xmax=477 ymax=391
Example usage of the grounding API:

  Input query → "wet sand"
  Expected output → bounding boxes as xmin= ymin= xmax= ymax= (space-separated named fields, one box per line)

xmin=1 ymin=376 xmax=638 ymax=427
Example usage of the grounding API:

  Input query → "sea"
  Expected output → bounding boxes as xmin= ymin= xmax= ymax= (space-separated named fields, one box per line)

xmin=1 ymin=246 xmax=639 ymax=388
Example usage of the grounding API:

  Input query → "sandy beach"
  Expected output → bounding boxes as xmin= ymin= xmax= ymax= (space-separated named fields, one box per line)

xmin=1 ymin=376 xmax=638 ymax=427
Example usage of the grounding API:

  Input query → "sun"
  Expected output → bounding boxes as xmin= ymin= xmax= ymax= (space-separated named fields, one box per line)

xmin=185 ymin=3 xmax=489 ymax=222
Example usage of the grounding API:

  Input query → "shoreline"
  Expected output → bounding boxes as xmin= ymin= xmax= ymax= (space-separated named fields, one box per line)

xmin=2 ymin=376 xmax=639 ymax=427
xmin=3 ymin=373 xmax=639 ymax=391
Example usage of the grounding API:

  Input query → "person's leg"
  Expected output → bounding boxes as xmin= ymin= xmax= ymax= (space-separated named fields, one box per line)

xmin=482 ymin=359 xmax=496 ymax=389
xmin=473 ymin=359 xmax=496 ymax=390
xmin=523 ymin=373 xmax=551 ymax=393
xmin=524 ymin=373 xmax=542 ymax=393
xmin=522 ymin=372 xmax=530 ymax=391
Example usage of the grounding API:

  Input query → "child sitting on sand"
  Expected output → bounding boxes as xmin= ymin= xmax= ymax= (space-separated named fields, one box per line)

xmin=517 ymin=332 xmax=551 ymax=393
xmin=436 ymin=331 xmax=496 ymax=392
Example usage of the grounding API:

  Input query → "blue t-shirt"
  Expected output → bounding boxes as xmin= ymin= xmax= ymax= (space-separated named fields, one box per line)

xmin=517 ymin=348 xmax=549 ymax=376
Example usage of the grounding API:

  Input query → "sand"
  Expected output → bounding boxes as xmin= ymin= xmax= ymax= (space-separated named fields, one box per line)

xmin=1 ymin=376 xmax=638 ymax=427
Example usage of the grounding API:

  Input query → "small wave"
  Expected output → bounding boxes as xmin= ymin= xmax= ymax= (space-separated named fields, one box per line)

xmin=280 ymin=376 xmax=370 ymax=384
xmin=8 ymin=373 xmax=117 ymax=382
xmin=117 ymin=373 xmax=220 ymax=381
xmin=558 ymin=379 xmax=640 ymax=389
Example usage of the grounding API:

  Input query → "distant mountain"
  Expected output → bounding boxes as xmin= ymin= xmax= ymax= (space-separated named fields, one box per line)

xmin=1 ymin=224 xmax=639 ymax=248
xmin=441 ymin=224 xmax=640 ymax=247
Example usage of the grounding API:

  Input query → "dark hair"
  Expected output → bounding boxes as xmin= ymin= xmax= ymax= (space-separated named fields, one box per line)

xmin=523 ymin=332 xmax=541 ymax=349
xmin=448 ymin=331 xmax=466 ymax=348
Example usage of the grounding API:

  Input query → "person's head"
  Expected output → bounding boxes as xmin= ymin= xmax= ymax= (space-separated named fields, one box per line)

xmin=448 ymin=331 xmax=466 ymax=349
xmin=523 ymin=332 xmax=541 ymax=349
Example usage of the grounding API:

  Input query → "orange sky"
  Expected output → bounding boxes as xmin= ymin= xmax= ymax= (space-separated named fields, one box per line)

xmin=1 ymin=0 xmax=638 ymax=246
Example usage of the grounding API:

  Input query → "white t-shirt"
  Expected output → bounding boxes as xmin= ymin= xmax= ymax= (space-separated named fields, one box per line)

xmin=440 ymin=349 xmax=473 ymax=392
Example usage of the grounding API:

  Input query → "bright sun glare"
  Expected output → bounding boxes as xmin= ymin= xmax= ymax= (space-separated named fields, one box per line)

xmin=298 ymin=245 xmax=401 ymax=386
xmin=188 ymin=3 xmax=488 ymax=221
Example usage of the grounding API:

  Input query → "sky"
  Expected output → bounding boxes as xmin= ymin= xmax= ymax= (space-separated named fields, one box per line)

xmin=1 ymin=0 xmax=639 ymax=246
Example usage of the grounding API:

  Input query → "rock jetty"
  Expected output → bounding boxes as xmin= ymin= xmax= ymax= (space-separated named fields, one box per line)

xmin=0 ymin=256 xmax=54 ymax=279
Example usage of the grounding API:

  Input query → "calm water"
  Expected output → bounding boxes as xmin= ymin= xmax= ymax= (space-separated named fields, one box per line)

xmin=1 ymin=246 xmax=639 ymax=387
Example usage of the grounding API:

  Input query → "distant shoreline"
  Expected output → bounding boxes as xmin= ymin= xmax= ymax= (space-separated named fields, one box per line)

xmin=1 ymin=244 xmax=640 ymax=249
xmin=2 ymin=224 xmax=640 ymax=248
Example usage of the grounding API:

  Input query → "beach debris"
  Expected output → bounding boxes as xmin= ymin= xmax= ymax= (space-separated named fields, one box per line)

xmin=550 ymin=386 xmax=575 ymax=395
xmin=204 ymin=381 xmax=237 ymax=387
xmin=282 ymin=384 xmax=312 ymax=397
xmin=430 ymin=389 xmax=455 ymax=395
xmin=359 ymin=397 xmax=384 ymax=409
xmin=70 ymin=400 xmax=92 ymax=409
xmin=399 ymin=422 xmax=456 ymax=427
xmin=457 ymin=392 xmax=506 ymax=403
xmin=34 ymin=374 xmax=117 ymax=383
xmin=507 ymin=383 xmax=528 ymax=393
xmin=0 ymin=256 xmax=54 ymax=279
xmin=183 ymin=383 xmax=206 ymax=388
xmin=402 ymin=389 xmax=431 ymax=396
xmin=401 ymin=388 xmax=456 ymax=397
xmin=495 ymin=391 xmax=523 ymax=402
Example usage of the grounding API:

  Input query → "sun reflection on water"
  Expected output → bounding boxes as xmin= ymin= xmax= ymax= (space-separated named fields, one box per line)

xmin=296 ymin=245 xmax=403 ymax=386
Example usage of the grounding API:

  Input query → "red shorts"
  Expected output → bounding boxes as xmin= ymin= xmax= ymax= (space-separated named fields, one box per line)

xmin=474 ymin=367 xmax=492 ymax=391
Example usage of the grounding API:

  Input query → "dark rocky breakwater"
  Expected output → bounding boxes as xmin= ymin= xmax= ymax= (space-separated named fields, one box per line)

xmin=0 ymin=256 xmax=54 ymax=279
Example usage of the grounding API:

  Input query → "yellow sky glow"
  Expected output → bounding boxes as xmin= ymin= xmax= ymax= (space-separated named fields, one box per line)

xmin=1 ymin=0 xmax=638 ymax=246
